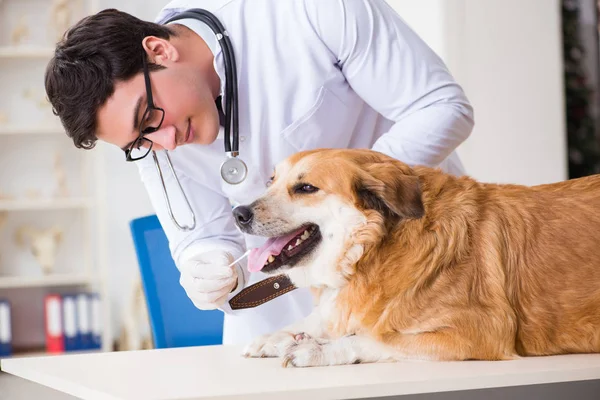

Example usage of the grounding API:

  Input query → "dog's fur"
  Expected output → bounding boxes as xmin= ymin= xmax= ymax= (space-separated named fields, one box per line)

xmin=236 ymin=148 xmax=600 ymax=367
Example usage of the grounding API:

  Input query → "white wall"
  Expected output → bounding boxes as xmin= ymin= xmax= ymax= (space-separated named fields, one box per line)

xmin=98 ymin=0 xmax=569 ymax=341
xmin=389 ymin=0 xmax=567 ymax=186
xmin=458 ymin=0 xmax=567 ymax=185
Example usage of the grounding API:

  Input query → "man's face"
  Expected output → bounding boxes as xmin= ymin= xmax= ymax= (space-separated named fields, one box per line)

xmin=96 ymin=40 xmax=220 ymax=155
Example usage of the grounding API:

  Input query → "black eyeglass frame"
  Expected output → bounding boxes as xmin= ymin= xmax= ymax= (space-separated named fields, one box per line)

xmin=124 ymin=54 xmax=166 ymax=162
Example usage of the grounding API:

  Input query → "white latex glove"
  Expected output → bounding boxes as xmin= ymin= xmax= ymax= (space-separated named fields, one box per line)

xmin=178 ymin=248 xmax=239 ymax=310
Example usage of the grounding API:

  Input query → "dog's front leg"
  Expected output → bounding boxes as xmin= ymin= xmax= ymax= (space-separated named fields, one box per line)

xmin=282 ymin=334 xmax=396 ymax=368
xmin=242 ymin=310 xmax=324 ymax=358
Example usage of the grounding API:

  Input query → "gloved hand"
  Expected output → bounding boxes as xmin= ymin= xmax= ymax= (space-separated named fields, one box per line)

xmin=178 ymin=247 xmax=240 ymax=310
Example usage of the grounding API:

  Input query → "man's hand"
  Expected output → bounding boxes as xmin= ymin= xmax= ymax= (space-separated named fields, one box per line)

xmin=178 ymin=248 xmax=239 ymax=310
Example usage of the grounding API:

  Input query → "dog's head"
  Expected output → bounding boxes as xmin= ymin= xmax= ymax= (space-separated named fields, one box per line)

xmin=234 ymin=149 xmax=424 ymax=287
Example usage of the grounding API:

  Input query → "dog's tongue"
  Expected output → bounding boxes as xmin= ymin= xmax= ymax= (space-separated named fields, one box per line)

xmin=247 ymin=227 xmax=306 ymax=272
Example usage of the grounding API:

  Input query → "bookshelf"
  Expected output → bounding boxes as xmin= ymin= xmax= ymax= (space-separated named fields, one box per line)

xmin=0 ymin=0 xmax=111 ymax=358
xmin=0 ymin=45 xmax=55 ymax=58
xmin=0 ymin=274 xmax=92 ymax=290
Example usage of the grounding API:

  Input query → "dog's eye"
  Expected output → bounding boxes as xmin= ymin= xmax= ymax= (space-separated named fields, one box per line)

xmin=266 ymin=176 xmax=274 ymax=187
xmin=294 ymin=184 xmax=319 ymax=194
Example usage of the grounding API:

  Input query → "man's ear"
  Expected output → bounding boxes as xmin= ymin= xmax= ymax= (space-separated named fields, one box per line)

xmin=355 ymin=162 xmax=424 ymax=219
xmin=142 ymin=36 xmax=179 ymax=65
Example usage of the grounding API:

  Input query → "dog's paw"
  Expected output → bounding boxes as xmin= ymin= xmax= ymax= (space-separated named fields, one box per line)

xmin=282 ymin=340 xmax=324 ymax=368
xmin=282 ymin=336 xmax=333 ymax=368
xmin=242 ymin=331 xmax=300 ymax=358
xmin=293 ymin=332 xmax=312 ymax=342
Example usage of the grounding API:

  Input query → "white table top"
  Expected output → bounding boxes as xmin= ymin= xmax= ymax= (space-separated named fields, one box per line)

xmin=2 ymin=345 xmax=600 ymax=400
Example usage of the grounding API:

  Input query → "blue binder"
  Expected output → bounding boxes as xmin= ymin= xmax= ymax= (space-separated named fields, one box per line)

xmin=89 ymin=293 xmax=102 ymax=350
xmin=0 ymin=299 xmax=12 ymax=357
xmin=76 ymin=293 xmax=93 ymax=350
xmin=62 ymin=294 xmax=79 ymax=351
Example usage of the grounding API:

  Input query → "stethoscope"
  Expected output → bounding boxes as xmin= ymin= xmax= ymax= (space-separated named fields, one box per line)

xmin=156 ymin=9 xmax=248 ymax=231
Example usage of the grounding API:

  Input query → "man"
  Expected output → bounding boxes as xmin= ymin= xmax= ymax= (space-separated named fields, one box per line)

xmin=45 ymin=0 xmax=474 ymax=345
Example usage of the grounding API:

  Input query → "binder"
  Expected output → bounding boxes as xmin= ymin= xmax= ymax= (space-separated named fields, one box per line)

xmin=0 ymin=300 xmax=12 ymax=357
xmin=76 ymin=293 xmax=92 ymax=350
xmin=62 ymin=294 xmax=79 ymax=351
xmin=90 ymin=293 xmax=102 ymax=350
xmin=44 ymin=294 xmax=64 ymax=353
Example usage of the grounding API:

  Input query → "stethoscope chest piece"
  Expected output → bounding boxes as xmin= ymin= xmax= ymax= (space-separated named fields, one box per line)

xmin=160 ymin=8 xmax=248 ymax=231
xmin=220 ymin=152 xmax=248 ymax=185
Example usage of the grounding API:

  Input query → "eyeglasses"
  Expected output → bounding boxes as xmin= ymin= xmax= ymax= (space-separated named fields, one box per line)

xmin=124 ymin=53 xmax=165 ymax=162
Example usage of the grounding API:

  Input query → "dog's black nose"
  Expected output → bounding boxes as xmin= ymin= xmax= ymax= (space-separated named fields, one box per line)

xmin=233 ymin=205 xmax=254 ymax=226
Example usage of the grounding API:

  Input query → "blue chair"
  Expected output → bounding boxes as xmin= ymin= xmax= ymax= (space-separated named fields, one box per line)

xmin=129 ymin=214 xmax=224 ymax=348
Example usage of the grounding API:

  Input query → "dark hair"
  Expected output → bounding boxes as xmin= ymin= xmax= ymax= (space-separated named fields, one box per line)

xmin=45 ymin=9 xmax=176 ymax=149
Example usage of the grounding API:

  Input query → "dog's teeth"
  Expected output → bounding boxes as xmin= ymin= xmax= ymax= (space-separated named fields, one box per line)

xmin=301 ymin=231 xmax=310 ymax=240
xmin=268 ymin=255 xmax=275 ymax=263
xmin=288 ymin=245 xmax=293 ymax=250
xmin=296 ymin=239 xmax=302 ymax=246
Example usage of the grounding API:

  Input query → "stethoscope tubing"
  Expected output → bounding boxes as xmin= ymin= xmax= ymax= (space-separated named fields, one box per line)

xmin=166 ymin=9 xmax=239 ymax=154
xmin=150 ymin=9 xmax=243 ymax=231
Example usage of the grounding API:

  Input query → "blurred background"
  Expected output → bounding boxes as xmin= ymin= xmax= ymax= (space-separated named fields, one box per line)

xmin=0 ymin=0 xmax=598 ymax=358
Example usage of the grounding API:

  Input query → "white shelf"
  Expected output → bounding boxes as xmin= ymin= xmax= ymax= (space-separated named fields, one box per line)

xmin=0 ymin=46 xmax=54 ymax=59
xmin=0 ymin=198 xmax=93 ymax=211
xmin=0 ymin=126 xmax=65 ymax=135
xmin=4 ymin=348 xmax=103 ymax=359
xmin=0 ymin=274 xmax=91 ymax=289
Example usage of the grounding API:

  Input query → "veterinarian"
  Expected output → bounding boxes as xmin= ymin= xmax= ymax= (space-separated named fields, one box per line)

xmin=45 ymin=0 xmax=474 ymax=345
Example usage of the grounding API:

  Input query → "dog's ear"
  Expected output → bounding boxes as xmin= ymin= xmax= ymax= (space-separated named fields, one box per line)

xmin=355 ymin=162 xmax=424 ymax=219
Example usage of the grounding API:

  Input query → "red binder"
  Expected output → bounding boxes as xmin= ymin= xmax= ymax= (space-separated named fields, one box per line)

xmin=44 ymin=294 xmax=64 ymax=353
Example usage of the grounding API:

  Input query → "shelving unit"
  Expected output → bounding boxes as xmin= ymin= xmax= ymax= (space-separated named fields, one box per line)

xmin=0 ymin=46 xmax=54 ymax=58
xmin=0 ymin=198 xmax=93 ymax=211
xmin=1 ymin=347 xmax=101 ymax=359
xmin=0 ymin=0 xmax=110 ymax=358
xmin=0 ymin=274 xmax=92 ymax=290
xmin=0 ymin=125 xmax=65 ymax=135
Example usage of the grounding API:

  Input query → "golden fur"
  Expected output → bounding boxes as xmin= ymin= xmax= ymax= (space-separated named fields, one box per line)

xmin=278 ymin=148 xmax=600 ymax=361
xmin=237 ymin=148 xmax=600 ymax=364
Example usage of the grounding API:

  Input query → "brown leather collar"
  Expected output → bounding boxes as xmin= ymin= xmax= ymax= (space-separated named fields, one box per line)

xmin=229 ymin=275 xmax=297 ymax=310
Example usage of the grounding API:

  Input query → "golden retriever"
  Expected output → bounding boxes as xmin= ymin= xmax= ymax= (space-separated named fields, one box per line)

xmin=232 ymin=148 xmax=600 ymax=367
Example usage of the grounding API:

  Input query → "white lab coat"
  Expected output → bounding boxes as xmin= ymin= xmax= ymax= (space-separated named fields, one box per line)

xmin=137 ymin=0 xmax=474 ymax=345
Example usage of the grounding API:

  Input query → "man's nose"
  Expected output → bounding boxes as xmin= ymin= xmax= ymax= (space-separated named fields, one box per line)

xmin=144 ymin=126 xmax=177 ymax=151
xmin=233 ymin=205 xmax=254 ymax=226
